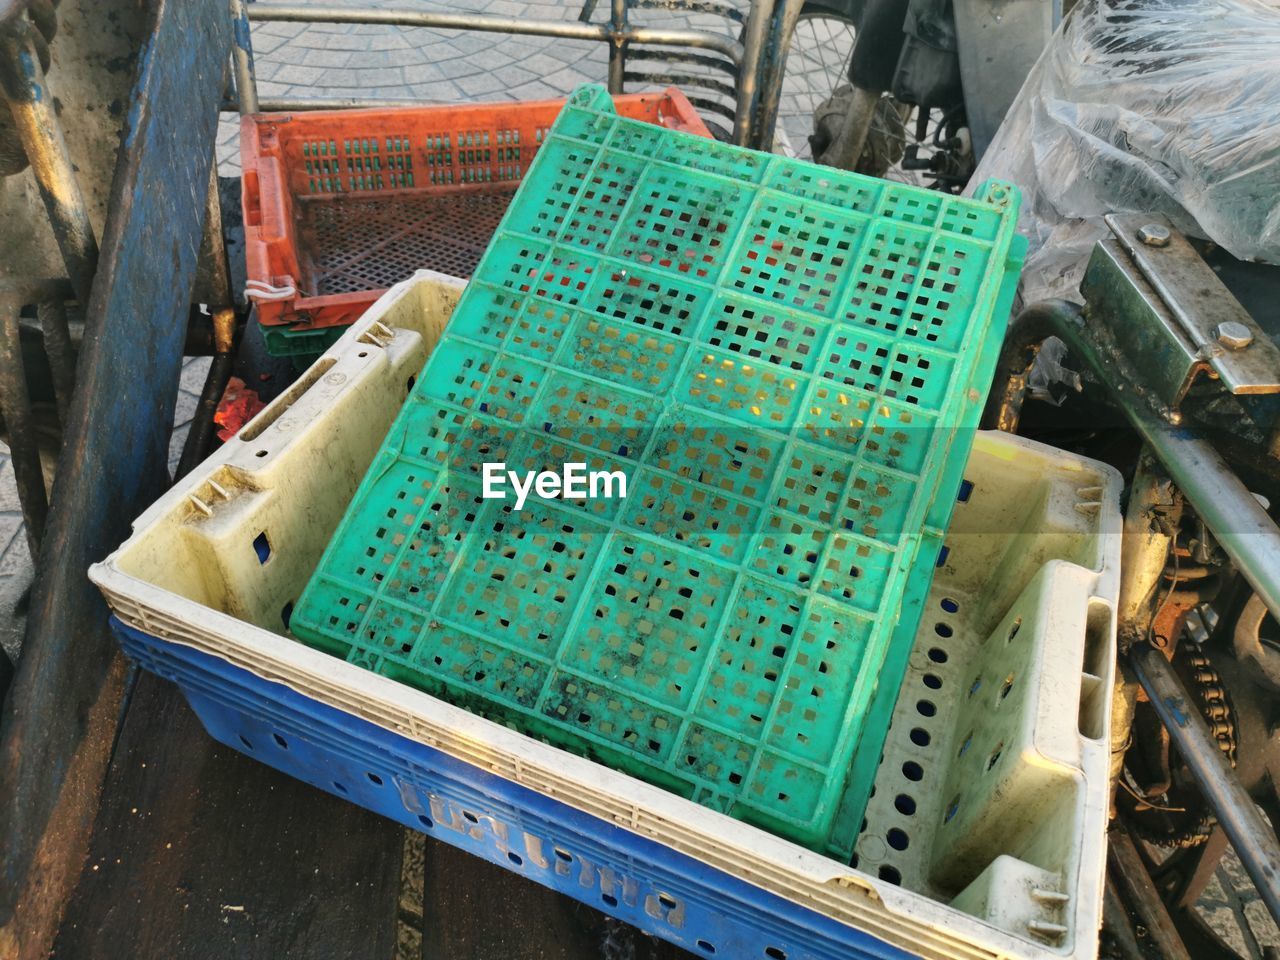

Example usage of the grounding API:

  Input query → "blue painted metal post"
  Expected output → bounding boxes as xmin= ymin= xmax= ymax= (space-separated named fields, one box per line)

xmin=0 ymin=0 xmax=232 ymax=952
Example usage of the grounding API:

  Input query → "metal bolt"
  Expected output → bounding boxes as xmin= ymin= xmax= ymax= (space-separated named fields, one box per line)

xmin=1215 ymin=321 xmax=1254 ymax=350
xmin=1136 ymin=223 xmax=1171 ymax=247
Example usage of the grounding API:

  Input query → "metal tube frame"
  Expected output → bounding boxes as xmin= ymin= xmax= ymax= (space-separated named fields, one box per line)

xmin=750 ymin=0 xmax=804 ymax=151
xmin=230 ymin=0 xmax=258 ymax=115
xmin=0 ymin=19 xmax=98 ymax=306
xmin=246 ymin=4 xmax=741 ymax=61
xmin=35 ymin=299 xmax=74 ymax=426
xmin=232 ymin=1 xmax=778 ymax=147
xmin=608 ymin=0 xmax=628 ymax=95
xmin=731 ymin=0 xmax=773 ymax=144
xmin=0 ymin=276 xmax=73 ymax=565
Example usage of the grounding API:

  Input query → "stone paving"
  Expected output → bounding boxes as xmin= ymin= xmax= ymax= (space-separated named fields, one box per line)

xmin=216 ymin=0 xmax=743 ymax=176
xmin=3 ymin=3 xmax=1278 ymax=957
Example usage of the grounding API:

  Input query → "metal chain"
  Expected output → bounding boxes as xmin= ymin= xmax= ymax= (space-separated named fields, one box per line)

xmin=1182 ymin=643 xmax=1237 ymax=766
xmin=1128 ymin=641 xmax=1238 ymax=849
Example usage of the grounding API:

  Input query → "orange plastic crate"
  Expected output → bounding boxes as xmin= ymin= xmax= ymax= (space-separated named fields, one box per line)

xmin=242 ymin=89 xmax=711 ymax=331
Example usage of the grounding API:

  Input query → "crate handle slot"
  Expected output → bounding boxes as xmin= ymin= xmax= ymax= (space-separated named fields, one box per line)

xmin=253 ymin=156 xmax=289 ymax=240
xmin=239 ymin=358 xmax=336 ymax=443
xmin=1077 ymin=601 xmax=1113 ymax=740
xmin=243 ymin=169 xmax=262 ymax=227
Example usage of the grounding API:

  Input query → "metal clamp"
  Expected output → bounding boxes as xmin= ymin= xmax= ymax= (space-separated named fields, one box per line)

xmin=1080 ymin=213 xmax=1280 ymax=414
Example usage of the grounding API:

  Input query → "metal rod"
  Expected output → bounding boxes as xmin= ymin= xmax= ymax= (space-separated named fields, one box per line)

xmin=991 ymin=300 xmax=1280 ymax=623
xmin=1107 ymin=826 xmax=1194 ymax=960
xmin=175 ymin=348 xmax=234 ymax=481
xmin=35 ymin=299 xmax=74 ymax=426
xmin=230 ymin=0 xmax=258 ymax=115
xmin=234 ymin=93 xmax=737 ymax=120
xmin=1130 ymin=642 xmax=1280 ymax=926
xmin=199 ymin=163 xmax=234 ymax=312
xmin=751 ymin=0 xmax=804 ymax=150
xmin=1102 ymin=879 xmax=1147 ymax=960
xmin=0 ymin=295 xmax=48 ymax=558
xmin=732 ymin=0 xmax=774 ymax=146
xmin=226 ymin=95 xmax=415 ymax=112
xmin=0 ymin=23 xmax=98 ymax=306
xmin=607 ymin=0 xmax=627 ymax=95
xmin=246 ymin=4 xmax=742 ymax=63
xmin=1116 ymin=449 xmax=1177 ymax=645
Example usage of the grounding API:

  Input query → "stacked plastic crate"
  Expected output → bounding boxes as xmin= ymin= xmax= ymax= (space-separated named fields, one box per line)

xmin=241 ymin=89 xmax=710 ymax=360
xmin=91 ymin=87 xmax=1122 ymax=960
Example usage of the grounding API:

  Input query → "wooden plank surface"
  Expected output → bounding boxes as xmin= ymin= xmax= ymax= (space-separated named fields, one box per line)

xmin=52 ymin=673 xmax=405 ymax=960
xmin=0 ymin=0 xmax=231 ymax=953
xmin=421 ymin=839 xmax=695 ymax=960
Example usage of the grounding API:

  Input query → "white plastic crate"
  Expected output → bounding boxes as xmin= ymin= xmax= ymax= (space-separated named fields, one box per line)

xmin=91 ymin=272 xmax=1122 ymax=960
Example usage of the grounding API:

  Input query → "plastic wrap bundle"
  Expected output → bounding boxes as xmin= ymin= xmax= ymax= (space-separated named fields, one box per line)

xmin=971 ymin=0 xmax=1280 ymax=302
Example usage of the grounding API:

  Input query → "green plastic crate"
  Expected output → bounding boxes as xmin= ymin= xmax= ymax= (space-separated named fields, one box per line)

xmin=260 ymin=323 xmax=346 ymax=366
xmin=291 ymin=84 xmax=1025 ymax=850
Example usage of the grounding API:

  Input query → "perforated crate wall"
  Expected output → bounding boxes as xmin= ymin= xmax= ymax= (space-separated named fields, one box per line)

xmin=291 ymin=84 xmax=1025 ymax=849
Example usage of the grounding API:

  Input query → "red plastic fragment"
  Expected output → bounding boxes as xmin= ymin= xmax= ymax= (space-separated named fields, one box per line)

xmin=214 ymin=376 xmax=266 ymax=442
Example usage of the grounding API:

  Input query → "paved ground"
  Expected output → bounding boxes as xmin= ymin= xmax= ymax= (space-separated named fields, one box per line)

xmin=215 ymin=0 xmax=746 ymax=176
xmin=3 ymin=3 xmax=1279 ymax=957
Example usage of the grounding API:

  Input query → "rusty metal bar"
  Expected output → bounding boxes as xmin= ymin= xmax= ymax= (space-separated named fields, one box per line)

xmin=1131 ymin=643 xmax=1280 ymax=926
xmin=0 ymin=292 xmax=47 ymax=558
xmin=0 ymin=20 xmax=98 ymax=306
xmin=180 ymin=167 xmax=237 ymax=480
xmin=224 ymin=95 xmax=412 ymax=112
xmin=245 ymin=3 xmax=742 ymax=64
xmin=197 ymin=163 xmax=234 ymax=314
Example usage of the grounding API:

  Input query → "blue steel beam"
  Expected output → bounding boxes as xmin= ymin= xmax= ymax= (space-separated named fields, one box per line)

xmin=0 ymin=0 xmax=231 ymax=953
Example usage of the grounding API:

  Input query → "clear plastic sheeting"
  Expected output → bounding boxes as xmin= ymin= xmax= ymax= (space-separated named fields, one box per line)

xmin=971 ymin=0 xmax=1280 ymax=301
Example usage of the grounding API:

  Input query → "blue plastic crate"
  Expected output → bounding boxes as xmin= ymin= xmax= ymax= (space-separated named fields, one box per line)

xmin=91 ymin=274 xmax=1117 ymax=960
xmin=111 ymin=617 xmax=913 ymax=960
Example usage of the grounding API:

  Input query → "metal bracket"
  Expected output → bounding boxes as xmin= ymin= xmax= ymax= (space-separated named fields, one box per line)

xmin=1081 ymin=213 xmax=1280 ymax=412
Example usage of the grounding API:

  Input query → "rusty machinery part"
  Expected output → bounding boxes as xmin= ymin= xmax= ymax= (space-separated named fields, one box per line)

xmin=1233 ymin=590 xmax=1280 ymax=692
xmin=0 ymin=1 xmax=61 ymax=177
xmin=810 ymin=84 xmax=906 ymax=177
xmin=1120 ymin=640 xmax=1238 ymax=849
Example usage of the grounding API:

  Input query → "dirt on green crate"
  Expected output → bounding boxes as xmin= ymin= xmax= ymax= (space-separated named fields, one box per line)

xmin=290 ymin=83 xmax=1025 ymax=850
